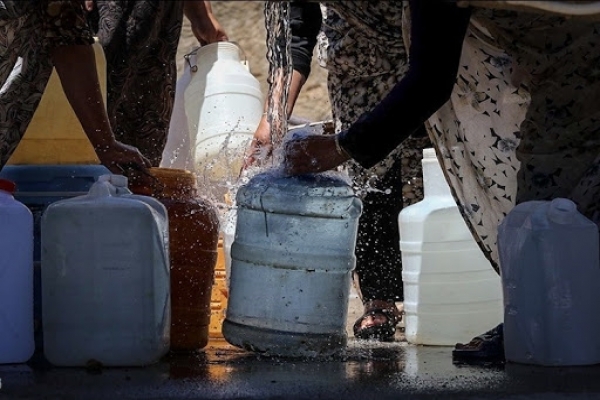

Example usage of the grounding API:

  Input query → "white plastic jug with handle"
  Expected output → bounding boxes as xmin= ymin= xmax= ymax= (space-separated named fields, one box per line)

xmin=41 ymin=174 xmax=170 ymax=367
xmin=184 ymin=42 xmax=263 ymax=193
xmin=160 ymin=49 xmax=196 ymax=171
xmin=0 ymin=179 xmax=34 ymax=364
xmin=399 ymin=148 xmax=503 ymax=345
xmin=498 ymin=198 xmax=600 ymax=366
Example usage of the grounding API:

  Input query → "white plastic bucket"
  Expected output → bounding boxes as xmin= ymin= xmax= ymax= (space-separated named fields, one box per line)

xmin=399 ymin=148 xmax=503 ymax=346
xmin=41 ymin=175 xmax=170 ymax=367
xmin=184 ymin=42 xmax=263 ymax=194
xmin=160 ymin=52 xmax=196 ymax=171
xmin=0 ymin=179 xmax=34 ymax=364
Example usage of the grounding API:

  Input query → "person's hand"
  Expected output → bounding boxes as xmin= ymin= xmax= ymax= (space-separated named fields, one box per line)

xmin=83 ymin=0 xmax=93 ymax=12
xmin=95 ymin=140 xmax=152 ymax=176
xmin=192 ymin=14 xmax=228 ymax=45
xmin=242 ymin=115 xmax=272 ymax=171
xmin=283 ymin=133 xmax=350 ymax=176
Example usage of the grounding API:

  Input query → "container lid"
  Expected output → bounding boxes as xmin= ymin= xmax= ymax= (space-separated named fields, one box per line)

xmin=0 ymin=164 xmax=110 ymax=195
xmin=0 ymin=179 xmax=16 ymax=194
xmin=128 ymin=167 xmax=198 ymax=198
xmin=194 ymin=41 xmax=241 ymax=58
xmin=422 ymin=148 xmax=437 ymax=160
xmin=547 ymin=198 xmax=579 ymax=225
xmin=98 ymin=174 xmax=128 ymax=188
xmin=236 ymin=171 xmax=362 ymax=218
xmin=149 ymin=167 xmax=196 ymax=188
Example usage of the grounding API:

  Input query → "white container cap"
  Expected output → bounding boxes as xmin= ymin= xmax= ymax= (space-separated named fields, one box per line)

xmin=98 ymin=174 xmax=128 ymax=188
xmin=422 ymin=148 xmax=437 ymax=159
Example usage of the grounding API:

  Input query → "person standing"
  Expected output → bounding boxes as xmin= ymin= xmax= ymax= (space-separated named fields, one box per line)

xmin=86 ymin=0 xmax=228 ymax=166
xmin=282 ymin=0 xmax=600 ymax=360
xmin=246 ymin=1 xmax=430 ymax=341
xmin=0 ymin=0 xmax=150 ymax=174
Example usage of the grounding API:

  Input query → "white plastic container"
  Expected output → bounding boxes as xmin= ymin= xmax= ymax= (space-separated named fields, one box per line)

xmin=160 ymin=49 xmax=195 ymax=171
xmin=41 ymin=174 xmax=170 ymax=367
xmin=0 ymin=179 xmax=34 ymax=364
xmin=498 ymin=198 xmax=600 ymax=366
xmin=222 ymin=172 xmax=362 ymax=357
xmin=184 ymin=42 xmax=263 ymax=191
xmin=399 ymin=148 xmax=503 ymax=345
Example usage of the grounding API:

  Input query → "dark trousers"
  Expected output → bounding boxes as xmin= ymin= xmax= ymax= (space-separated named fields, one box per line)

xmin=354 ymin=126 xmax=430 ymax=303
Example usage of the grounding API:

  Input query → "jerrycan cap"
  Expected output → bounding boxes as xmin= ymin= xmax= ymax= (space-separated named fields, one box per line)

xmin=98 ymin=174 xmax=129 ymax=188
xmin=0 ymin=178 xmax=17 ymax=194
xmin=422 ymin=148 xmax=438 ymax=160
xmin=547 ymin=198 xmax=577 ymax=224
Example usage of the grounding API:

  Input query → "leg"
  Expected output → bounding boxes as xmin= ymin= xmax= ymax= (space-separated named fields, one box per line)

xmin=0 ymin=33 xmax=53 ymax=168
xmin=351 ymin=129 xmax=430 ymax=341
xmin=93 ymin=0 xmax=184 ymax=166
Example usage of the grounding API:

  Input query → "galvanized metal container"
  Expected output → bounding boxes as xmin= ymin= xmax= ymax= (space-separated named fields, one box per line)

xmin=222 ymin=172 xmax=362 ymax=357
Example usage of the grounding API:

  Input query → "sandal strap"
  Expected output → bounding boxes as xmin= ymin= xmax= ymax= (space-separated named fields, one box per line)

xmin=353 ymin=307 xmax=400 ymax=331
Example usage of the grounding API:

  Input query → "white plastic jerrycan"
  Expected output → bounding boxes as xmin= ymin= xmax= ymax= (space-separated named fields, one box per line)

xmin=183 ymin=42 xmax=263 ymax=192
xmin=41 ymin=174 xmax=170 ymax=367
xmin=498 ymin=198 xmax=600 ymax=366
xmin=0 ymin=179 xmax=34 ymax=364
xmin=399 ymin=148 xmax=503 ymax=345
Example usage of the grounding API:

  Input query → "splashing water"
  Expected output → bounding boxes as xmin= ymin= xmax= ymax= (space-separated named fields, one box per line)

xmin=212 ymin=2 xmax=358 ymax=226
xmin=264 ymin=1 xmax=293 ymax=155
xmin=198 ymin=1 xmax=294 ymax=227
xmin=186 ymin=1 xmax=295 ymax=228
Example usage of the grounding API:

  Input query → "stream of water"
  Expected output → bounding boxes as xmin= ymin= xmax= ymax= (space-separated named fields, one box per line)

xmin=264 ymin=1 xmax=293 ymax=154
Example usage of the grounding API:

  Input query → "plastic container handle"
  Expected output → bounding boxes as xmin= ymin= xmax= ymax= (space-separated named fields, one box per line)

xmin=184 ymin=41 xmax=248 ymax=73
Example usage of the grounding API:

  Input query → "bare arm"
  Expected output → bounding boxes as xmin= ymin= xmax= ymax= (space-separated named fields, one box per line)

xmin=184 ymin=1 xmax=228 ymax=45
xmin=50 ymin=44 xmax=150 ymax=173
xmin=243 ymin=1 xmax=321 ymax=169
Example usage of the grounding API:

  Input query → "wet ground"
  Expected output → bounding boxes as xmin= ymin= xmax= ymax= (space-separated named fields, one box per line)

xmin=4 ymin=295 xmax=600 ymax=400
xmin=5 ymin=339 xmax=600 ymax=400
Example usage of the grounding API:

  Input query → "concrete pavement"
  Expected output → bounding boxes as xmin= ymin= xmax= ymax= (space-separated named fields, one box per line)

xmin=3 ymin=294 xmax=600 ymax=400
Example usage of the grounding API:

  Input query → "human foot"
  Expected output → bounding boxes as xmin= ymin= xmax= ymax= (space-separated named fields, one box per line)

xmin=353 ymin=300 xmax=401 ymax=342
xmin=452 ymin=323 xmax=505 ymax=364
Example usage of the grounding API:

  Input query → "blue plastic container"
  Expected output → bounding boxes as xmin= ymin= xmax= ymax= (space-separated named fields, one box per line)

xmin=0 ymin=164 xmax=110 ymax=350
xmin=42 ymin=174 xmax=170 ymax=367
xmin=498 ymin=198 xmax=600 ymax=366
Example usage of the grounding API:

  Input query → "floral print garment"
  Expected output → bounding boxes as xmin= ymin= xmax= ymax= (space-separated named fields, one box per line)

xmin=90 ymin=1 xmax=185 ymax=166
xmin=320 ymin=1 xmax=430 ymax=207
xmin=317 ymin=1 xmax=430 ymax=302
xmin=425 ymin=9 xmax=600 ymax=272
xmin=0 ymin=1 xmax=93 ymax=167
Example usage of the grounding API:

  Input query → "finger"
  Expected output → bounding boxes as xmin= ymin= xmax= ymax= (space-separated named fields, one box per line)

xmin=106 ymin=163 xmax=122 ymax=175
xmin=139 ymin=154 xmax=152 ymax=168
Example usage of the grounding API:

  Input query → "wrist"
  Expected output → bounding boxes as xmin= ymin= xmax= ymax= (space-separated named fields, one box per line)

xmin=90 ymin=136 xmax=117 ymax=152
xmin=334 ymin=134 xmax=350 ymax=159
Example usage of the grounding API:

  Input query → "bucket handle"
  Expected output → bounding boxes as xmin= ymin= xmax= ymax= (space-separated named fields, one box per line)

xmin=184 ymin=41 xmax=248 ymax=73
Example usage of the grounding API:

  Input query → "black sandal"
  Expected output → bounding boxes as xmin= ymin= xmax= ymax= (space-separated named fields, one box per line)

xmin=452 ymin=323 xmax=505 ymax=364
xmin=353 ymin=308 xmax=399 ymax=342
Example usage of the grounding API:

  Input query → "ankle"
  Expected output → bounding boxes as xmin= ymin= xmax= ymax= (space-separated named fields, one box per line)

xmin=363 ymin=300 xmax=399 ymax=316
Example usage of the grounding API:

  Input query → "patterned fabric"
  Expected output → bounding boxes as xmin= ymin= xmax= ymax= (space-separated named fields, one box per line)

xmin=90 ymin=1 xmax=184 ymax=166
xmin=318 ymin=1 xmax=430 ymax=302
xmin=426 ymin=9 xmax=600 ymax=272
xmin=0 ymin=1 xmax=93 ymax=167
